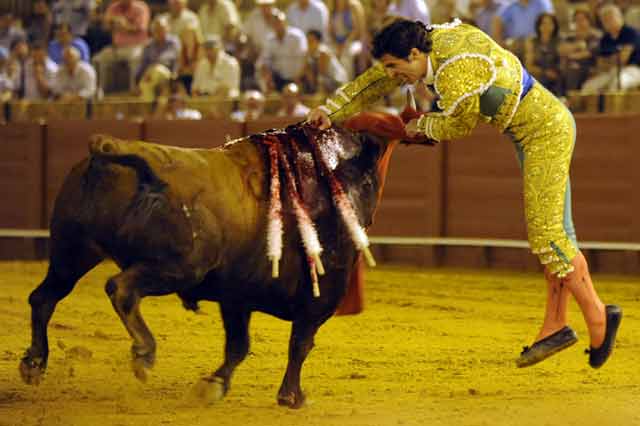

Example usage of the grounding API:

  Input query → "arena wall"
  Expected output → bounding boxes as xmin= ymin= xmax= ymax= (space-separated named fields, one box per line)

xmin=0 ymin=114 xmax=638 ymax=272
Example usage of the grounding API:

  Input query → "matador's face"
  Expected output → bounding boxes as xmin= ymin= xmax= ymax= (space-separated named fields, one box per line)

xmin=379 ymin=48 xmax=429 ymax=84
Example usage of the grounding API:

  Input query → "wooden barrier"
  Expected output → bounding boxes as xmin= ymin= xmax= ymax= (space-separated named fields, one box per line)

xmin=571 ymin=114 xmax=635 ymax=242
xmin=90 ymin=99 xmax=153 ymax=120
xmin=245 ymin=116 xmax=301 ymax=135
xmin=445 ymin=123 xmax=527 ymax=240
xmin=0 ymin=123 xmax=44 ymax=258
xmin=10 ymin=100 xmax=87 ymax=122
xmin=368 ymin=143 xmax=444 ymax=266
xmin=1 ymin=114 xmax=639 ymax=272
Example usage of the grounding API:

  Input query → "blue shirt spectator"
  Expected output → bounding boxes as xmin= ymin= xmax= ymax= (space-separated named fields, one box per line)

xmin=474 ymin=0 xmax=509 ymax=37
xmin=497 ymin=0 xmax=553 ymax=41
xmin=49 ymin=39 xmax=90 ymax=64
xmin=48 ymin=23 xmax=90 ymax=64
xmin=581 ymin=4 xmax=640 ymax=93
xmin=51 ymin=0 xmax=94 ymax=37
xmin=600 ymin=24 xmax=640 ymax=64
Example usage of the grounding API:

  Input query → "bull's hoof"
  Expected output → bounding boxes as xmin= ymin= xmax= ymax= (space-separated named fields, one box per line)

xmin=131 ymin=349 xmax=155 ymax=383
xmin=277 ymin=390 xmax=306 ymax=409
xmin=190 ymin=376 xmax=226 ymax=405
xmin=19 ymin=351 xmax=46 ymax=385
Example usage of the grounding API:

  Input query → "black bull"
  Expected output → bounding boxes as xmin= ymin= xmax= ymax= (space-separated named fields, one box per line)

xmin=19 ymin=114 xmax=426 ymax=408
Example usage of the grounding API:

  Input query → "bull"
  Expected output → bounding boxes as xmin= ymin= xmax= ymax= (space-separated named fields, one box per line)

xmin=19 ymin=109 xmax=431 ymax=408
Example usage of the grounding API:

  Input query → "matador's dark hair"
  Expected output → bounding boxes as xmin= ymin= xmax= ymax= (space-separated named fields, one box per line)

xmin=372 ymin=19 xmax=432 ymax=60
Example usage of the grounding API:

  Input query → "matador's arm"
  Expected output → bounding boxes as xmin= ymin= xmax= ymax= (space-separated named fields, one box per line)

xmin=319 ymin=62 xmax=403 ymax=123
xmin=415 ymin=96 xmax=480 ymax=141
xmin=414 ymin=54 xmax=497 ymax=141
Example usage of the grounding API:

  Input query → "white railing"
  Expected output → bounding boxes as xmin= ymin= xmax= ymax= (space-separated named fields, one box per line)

xmin=3 ymin=229 xmax=640 ymax=251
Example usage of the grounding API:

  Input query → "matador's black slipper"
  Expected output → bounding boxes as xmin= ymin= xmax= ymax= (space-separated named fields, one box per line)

xmin=586 ymin=305 xmax=622 ymax=369
xmin=516 ymin=326 xmax=578 ymax=368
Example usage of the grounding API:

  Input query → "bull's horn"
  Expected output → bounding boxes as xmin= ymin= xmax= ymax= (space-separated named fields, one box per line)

xmin=363 ymin=247 xmax=377 ymax=267
xmin=312 ymin=254 xmax=325 ymax=276
xmin=271 ymin=258 xmax=280 ymax=278
xmin=407 ymin=88 xmax=417 ymax=110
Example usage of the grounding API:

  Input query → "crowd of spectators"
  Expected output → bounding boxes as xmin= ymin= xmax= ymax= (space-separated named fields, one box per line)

xmin=3 ymin=0 xmax=640 ymax=119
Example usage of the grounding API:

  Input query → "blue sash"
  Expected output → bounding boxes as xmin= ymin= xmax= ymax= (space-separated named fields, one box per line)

xmin=520 ymin=66 xmax=534 ymax=100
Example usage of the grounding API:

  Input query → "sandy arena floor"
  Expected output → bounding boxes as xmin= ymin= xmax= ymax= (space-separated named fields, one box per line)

xmin=0 ymin=261 xmax=638 ymax=426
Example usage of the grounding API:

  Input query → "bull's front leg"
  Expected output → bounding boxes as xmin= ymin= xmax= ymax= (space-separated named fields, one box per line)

xmin=277 ymin=319 xmax=321 ymax=408
xmin=192 ymin=303 xmax=251 ymax=404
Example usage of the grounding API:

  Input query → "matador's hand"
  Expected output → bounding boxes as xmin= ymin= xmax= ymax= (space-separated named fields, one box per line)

xmin=307 ymin=107 xmax=332 ymax=130
xmin=403 ymin=118 xmax=438 ymax=146
xmin=405 ymin=118 xmax=421 ymax=137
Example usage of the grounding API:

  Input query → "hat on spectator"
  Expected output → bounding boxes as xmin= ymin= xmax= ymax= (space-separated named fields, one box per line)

xmin=271 ymin=8 xmax=286 ymax=21
xmin=203 ymin=35 xmax=221 ymax=48
xmin=255 ymin=0 xmax=276 ymax=5
xmin=0 ymin=46 xmax=8 ymax=61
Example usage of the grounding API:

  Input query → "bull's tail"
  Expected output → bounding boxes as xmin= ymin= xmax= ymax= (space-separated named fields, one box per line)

xmin=85 ymin=135 xmax=170 ymax=237
xmin=87 ymin=134 xmax=166 ymax=189
xmin=89 ymin=134 xmax=130 ymax=156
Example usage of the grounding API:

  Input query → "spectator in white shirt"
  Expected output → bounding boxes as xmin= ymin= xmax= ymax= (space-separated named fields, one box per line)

xmin=0 ymin=46 xmax=13 ymax=101
xmin=277 ymin=82 xmax=310 ymax=117
xmin=389 ymin=0 xmax=431 ymax=24
xmin=0 ymin=12 xmax=27 ymax=51
xmin=8 ymin=38 xmax=29 ymax=99
xmin=53 ymin=46 xmax=96 ymax=100
xmin=243 ymin=0 xmax=276 ymax=54
xmin=389 ymin=0 xmax=431 ymax=25
xmin=159 ymin=93 xmax=203 ymax=120
xmin=301 ymin=29 xmax=347 ymax=93
xmin=257 ymin=9 xmax=307 ymax=93
xmin=192 ymin=35 xmax=240 ymax=97
xmin=199 ymin=0 xmax=240 ymax=37
xmin=163 ymin=0 xmax=201 ymax=38
xmin=24 ymin=41 xmax=58 ymax=100
xmin=230 ymin=89 xmax=265 ymax=121
xmin=286 ymin=0 xmax=330 ymax=42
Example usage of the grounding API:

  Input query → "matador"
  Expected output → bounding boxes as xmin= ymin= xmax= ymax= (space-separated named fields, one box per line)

xmin=308 ymin=18 xmax=622 ymax=369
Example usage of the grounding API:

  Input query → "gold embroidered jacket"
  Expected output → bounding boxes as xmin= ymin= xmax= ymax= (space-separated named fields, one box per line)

xmin=319 ymin=21 xmax=525 ymax=141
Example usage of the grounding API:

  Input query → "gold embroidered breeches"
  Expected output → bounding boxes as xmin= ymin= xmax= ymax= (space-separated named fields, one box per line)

xmin=507 ymin=83 xmax=578 ymax=277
